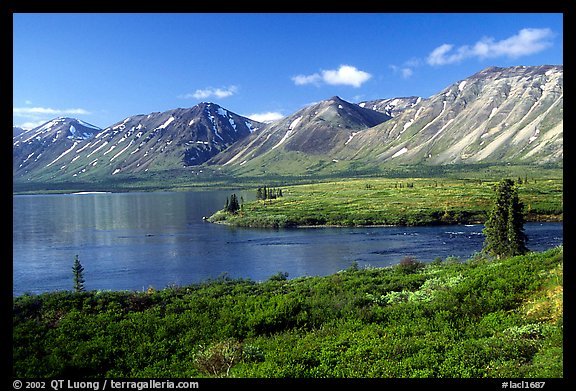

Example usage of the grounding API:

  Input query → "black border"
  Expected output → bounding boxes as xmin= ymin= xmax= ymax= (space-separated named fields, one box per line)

xmin=6 ymin=2 xmax=571 ymax=388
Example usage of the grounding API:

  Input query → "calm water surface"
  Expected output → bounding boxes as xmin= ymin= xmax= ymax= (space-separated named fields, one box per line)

xmin=13 ymin=191 xmax=563 ymax=296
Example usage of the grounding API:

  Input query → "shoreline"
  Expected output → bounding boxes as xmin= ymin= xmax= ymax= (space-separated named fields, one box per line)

xmin=208 ymin=215 xmax=562 ymax=229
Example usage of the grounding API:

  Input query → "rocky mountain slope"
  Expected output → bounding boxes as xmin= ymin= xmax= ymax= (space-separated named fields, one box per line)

xmin=13 ymin=126 xmax=25 ymax=137
xmin=341 ymin=65 xmax=563 ymax=165
xmin=13 ymin=117 xmax=103 ymax=178
xmin=214 ymin=65 xmax=562 ymax=176
xmin=13 ymin=103 xmax=261 ymax=180
xmin=207 ymin=96 xmax=391 ymax=170
xmin=358 ymin=96 xmax=423 ymax=117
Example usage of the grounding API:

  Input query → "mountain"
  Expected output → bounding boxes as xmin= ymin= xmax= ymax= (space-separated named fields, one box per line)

xmin=340 ymin=65 xmax=563 ymax=165
xmin=211 ymin=65 xmax=562 ymax=176
xmin=207 ymin=96 xmax=391 ymax=171
xmin=13 ymin=117 xmax=103 ymax=177
xmin=13 ymin=103 xmax=261 ymax=180
xmin=13 ymin=126 xmax=25 ymax=137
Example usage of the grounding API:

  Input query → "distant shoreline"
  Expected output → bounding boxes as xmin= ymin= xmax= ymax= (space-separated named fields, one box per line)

xmin=70 ymin=191 xmax=112 ymax=195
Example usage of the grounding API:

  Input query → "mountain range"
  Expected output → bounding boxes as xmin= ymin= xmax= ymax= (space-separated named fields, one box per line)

xmin=13 ymin=103 xmax=261 ymax=181
xmin=13 ymin=65 xmax=563 ymax=183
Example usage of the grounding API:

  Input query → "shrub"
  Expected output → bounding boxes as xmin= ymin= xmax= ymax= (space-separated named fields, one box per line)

xmin=397 ymin=256 xmax=424 ymax=274
xmin=268 ymin=271 xmax=289 ymax=282
xmin=194 ymin=339 xmax=243 ymax=377
xmin=242 ymin=344 xmax=265 ymax=363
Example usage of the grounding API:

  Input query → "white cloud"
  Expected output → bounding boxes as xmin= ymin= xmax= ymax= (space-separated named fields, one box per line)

xmin=245 ymin=111 xmax=284 ymax=123
xmin=13 ymin=106 xmax=93 ymax=129
xmin=292 ymin=65 xmax=372 ymax=88
xmin=389 ymin=64 xmax=415 ymax=79
xmin=427 ymin=28 xmax=554 ymax=66
xmin=181 ymin=86 xmax=238 ymax=100
xmin=292 ymin=74 xmax=322 ymax=86
xmin=427 ymin=44 xmax=458 ymax=66
xmin=401 ymin=68 xmax=414 ymax=78
xmin=13 ymin=107 xmax=91 ymax=116
xmin=17 ymin=120 xmax=48 ymax=130
xmin=323 ymin=65 xmax=372 ymax=87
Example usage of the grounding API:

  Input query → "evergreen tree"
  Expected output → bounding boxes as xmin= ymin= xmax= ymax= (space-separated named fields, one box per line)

xmin=482 ymin=179 xmax=528 ymax=258
xmin=257 ymin=186 xmax=283 ymax=201
xmin=72 ymin=255 xmax=85 ymax=292
xmin=226 ymin=193 xmax=240 ymax=214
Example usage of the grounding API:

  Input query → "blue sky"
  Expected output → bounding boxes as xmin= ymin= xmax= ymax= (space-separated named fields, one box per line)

xmin=13 ymin=13 xmax=563 ymax=129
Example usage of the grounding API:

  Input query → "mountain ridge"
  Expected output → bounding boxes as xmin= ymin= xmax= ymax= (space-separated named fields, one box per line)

xmin=340 ymin=64 xmax=563 ymax=166
xmin=13 ymin=64 xmax=563 ymax=184
xmin=207 ymin=95 xmax=392 ymax=168
xmin=13 ymin=103 xmax=262 ymax=180
xmin=213 ymin=65 xmax=562 ymax=176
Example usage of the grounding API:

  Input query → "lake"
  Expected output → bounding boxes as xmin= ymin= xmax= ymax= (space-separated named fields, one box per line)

xmin=12 ymin=190 xmax=563 ymax=296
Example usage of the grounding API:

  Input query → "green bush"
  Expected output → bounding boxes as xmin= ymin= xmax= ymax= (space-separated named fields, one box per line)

xmin=13 ymin=247 xmax=563 ymax=378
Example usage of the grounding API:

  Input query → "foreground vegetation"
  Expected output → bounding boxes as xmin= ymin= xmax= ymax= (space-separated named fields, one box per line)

xmin=13 ymin=246 xmax=563 ymax=378
xmin=209 ymin=176 xmax=563 ymax=228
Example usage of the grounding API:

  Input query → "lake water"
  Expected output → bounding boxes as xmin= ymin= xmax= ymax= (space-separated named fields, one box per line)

xmin=13 ymin=190 xmax=563 ymax=296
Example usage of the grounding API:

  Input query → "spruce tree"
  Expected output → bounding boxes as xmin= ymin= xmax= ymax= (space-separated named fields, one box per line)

xmin=482 ymin=179 xmax=528 ymax=258
xmin=227 ymin=193 xmax=240 ymax=214
xmin=72 ymin=255 xmax=85 ymax=292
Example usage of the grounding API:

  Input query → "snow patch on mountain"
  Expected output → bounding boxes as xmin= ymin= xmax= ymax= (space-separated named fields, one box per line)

xmin=345 ymin=132 xmax=359 ymax=145
xmin=46 ymin=141 xmax=79 ymax=167
xmin=77 ymin=119 xmax=101 ymax=130
xmin=289 ymin=116 xmax=302 ymax=130
xmin=110 ymin=139 xmax=135 ymax=162
xmin=113 ymin=118 xmax=130 ymax=130
xmin=245 ymin=121 xmax=257 ymax=132
xmin=156 ymin=116 xmax=175 ymax=130
xmin=391 ymin=147 xmax=408 ymax=158
xmin=272 ymin=116 xmax=302 ymax=150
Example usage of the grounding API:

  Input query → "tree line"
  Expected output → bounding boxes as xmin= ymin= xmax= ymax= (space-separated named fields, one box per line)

xmin=257 ymin=186 xmax=283 ymax=200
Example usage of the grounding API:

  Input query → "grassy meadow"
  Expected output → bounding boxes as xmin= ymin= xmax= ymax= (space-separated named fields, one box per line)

xmin=209 ymin=176 xmax=563 ymax=228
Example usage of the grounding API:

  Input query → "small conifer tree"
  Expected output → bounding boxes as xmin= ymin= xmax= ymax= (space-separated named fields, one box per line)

xmin=72 ymin=255 xmax=85 ymax=292
xmin=225 ymin=193 xmax=240 ymax=214
xmin=482 ymin=179 xmax=528 ymax=258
